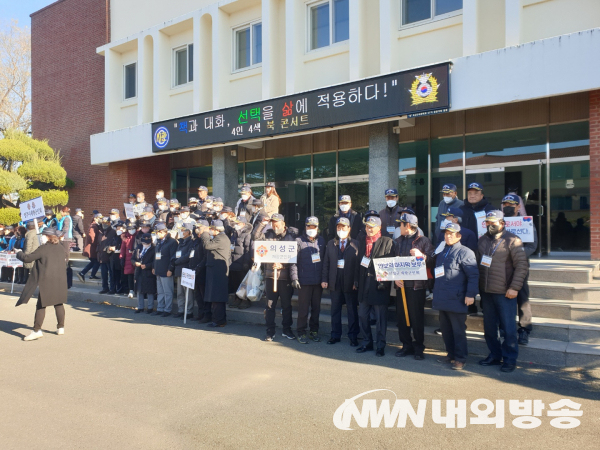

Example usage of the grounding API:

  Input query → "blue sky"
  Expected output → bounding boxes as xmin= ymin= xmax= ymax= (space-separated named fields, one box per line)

xmin=2 ymin=1 xmax=58 ymax=27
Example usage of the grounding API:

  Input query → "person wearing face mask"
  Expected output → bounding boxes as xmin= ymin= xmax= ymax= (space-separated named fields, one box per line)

xmin=322 ymin=217 xmax=360 ymax=346
xmin=502 ymin=194 xmax=536 ymax=346
xmin=57 ymin=206 xmax=73 ymax=250
xmin=327 ymin=195 xmax=363 ymax=242
xmin=379 ymin=189 xmax=403 ymax=239
xmin=167 ymin=199 xmax=180 ymax=231
xmin=135 ymin=221 xmax=152 ymax=248
xmin=97 ymin=217 xmax=116 ymax=295
xmin=245 ymin=198 xmax=264 ymax=226
xmin=218 ymin=207 xmax=235 ymax=234
xmin=196 ymin=185 xmax=209 ymax=209
xmin=199 ymin=220 xmax=232 ymax=327
xmin=107 ymin=221 xmax=125 ymax=295
xmin=153 ymin=190 xmax=165 ymax=211
xmin=235 ymin=186 xmax=256 ymax=218
xmin=200 ymin=195 xmax=215 ymax=213
xmin=190 ymin=220 xmax=209 ymax=322
xmin=42 ymin=209 xmax=58 ymax=229
xmin=188 ymin=197 xmax=199 ymax=213
xmin=107 ymin=208 xmax=121 ymax=224
xmin=71 ymin=208 xmax=85 ymax=252
xmin=156 ymin=198 xmax=170 ymax=221
xmin=173 ymin=223 xmax=196 ymax=319
xmin=20 ymin=221 xmax=40 ymax=286
xmin=477 ymin=210 xmax=528 ymax=373
xmin=260 ymin=182 xmax=281 ymax=218
xmin=253 ymin=214 xmax=299 ymax=341
xmin=290 ymin=216 xmax=326 ymax=344
xmin=355 ymin=216 xmax=396 ymax=357
xmin=179 ymin=206 xmax=195 ymax=226
xmin=227 ymin=216 xmax=253 ymax=309
xmin=393 ymin=214 xmax=434 ymax=360
xmin=212 ymin=197 xmax=224 ymax=213
xmin=507 ymin=186 xmax=527 ymax=216
xmin=430 ymin=223 xmax=479 ymax=371
xmin=435 ymin=207 xmax=477 ymax=254
xmin=434 ymin=184 xmax=464 ymax=244
xmin=459 ymin=182 xmax=496 ymax=239
xmin=140 ymin=206 xmax=156 ymax=227
xmin=119 ymin=224 xmax=138 ymax=298
xmin=131 ymin=233 xmax=157 ymax=314
xmin=135 ymin=191 xmax=147 ymax=210
xmin=151 ymin=222 xmax=177 ymax=316
xmin=78 ymin=213 xmax=103 ymax=282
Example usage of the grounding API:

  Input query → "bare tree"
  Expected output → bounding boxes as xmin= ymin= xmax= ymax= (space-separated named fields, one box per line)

xmin=0 ymin=20 xmax=31 ymax=134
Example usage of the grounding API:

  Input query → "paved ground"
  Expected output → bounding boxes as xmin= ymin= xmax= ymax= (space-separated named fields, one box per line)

xmin=1 ymin=294 xmax=599 ymax=449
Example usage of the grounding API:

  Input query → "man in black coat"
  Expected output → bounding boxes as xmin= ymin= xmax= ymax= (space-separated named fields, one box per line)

xmin=191 ymin=220 xmax=209 ymax=322
xmin=72 ymin=208 xmax=85 ymax=251
xmin=132 ymin=233 xmax=157 ymax=314
xmin=152 ymin=221 xmax=178 ymax=317
xmin=107 ymin=221 xmax=125 ymax=295
xmin=326 ymin=195 xmax=362 ymax=242
xmin=253 ymin=213 xmax=299 ymax=341
xmin=322 ymin=217 xmax=360 ymax=346
xmin=173 ymin=224 xmax=196 ymax=319
xmin=227 ymin=216 xmax=253 ymax=309
xmin=97 ymin=217 xmax=116 ymax=294
xmin=200 ymin=220 xmax=231 ymax=327
xmin=355 ymin=216 xmax=396 ymax=356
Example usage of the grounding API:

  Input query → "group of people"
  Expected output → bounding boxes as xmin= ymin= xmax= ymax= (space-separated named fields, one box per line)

xmin=11 ymin=181 xmax=535 ymax=373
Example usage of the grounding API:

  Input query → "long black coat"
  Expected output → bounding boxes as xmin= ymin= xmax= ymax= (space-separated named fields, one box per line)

xmin=327 ymin=209 xmax=362 ymax=242
xmin=189 ymin=237 xmax=207 ymax=285
xmin=132 ymin=244 xmax=157 ymax=295
xmin=16 ymin=243 xmax=68 ymax=307
xmin=229 ymin=223 xmax=253 ymax=272
xmin=173 ymin=236 xmax=195 ymax=277
xmin=322 ymin=237 xmax=360 ymax=293
xmin=200 ymin=232 xmax=231 ymax=303
xmin=355 ymin=236 xmax=396 ymax=305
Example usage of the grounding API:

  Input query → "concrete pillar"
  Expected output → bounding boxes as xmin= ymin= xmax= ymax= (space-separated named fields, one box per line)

xmin=368 ymin=122 xmax=398 ymax=212
xmin=104 ymin=48 xmax=120 ymax=131
xmin=505 ymin=0 xmax=523 ymax=47
xmin=212 ymin=146 xmax=239 ymax=207
xmin=462 ymin=0 xmax=478 ymax=56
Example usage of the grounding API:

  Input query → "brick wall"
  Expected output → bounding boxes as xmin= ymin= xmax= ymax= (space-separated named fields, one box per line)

xmin=31 ymin=0 xmax=170 ymax=229
xmin=591 ymin=90 xmax=600 ymax=259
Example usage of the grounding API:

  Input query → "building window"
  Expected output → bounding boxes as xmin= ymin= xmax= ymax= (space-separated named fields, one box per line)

xmin=124 ymin=63 xmax=136 ymax=100
xmin=234 ymin=22 xmax=262 ymax=71
xmin=174 ymin=44 xmax=193 ymax=87
xmin=309 ymin=0 xmax=349 ymax=51
xmin=401 ymin=0 xmax=462 ymax=26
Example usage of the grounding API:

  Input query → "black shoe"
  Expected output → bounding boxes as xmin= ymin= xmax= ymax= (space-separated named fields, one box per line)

xmin=375 ymin=348 xmax=385 ymax=357
xmin=479 ymin=356 xmax=502 ymax=366
xmin=152 ymin=311 xmax=162 ymax=316
xmin=199 ymin=317 xmax=211 ymax=324
xmin=89 ymin=275 xmax=100 ymax=280
xmin=265 ymin=335 xmax=275 ymax=342
xmin=282 ymin=330 xmax=296 ymax=340
xmin=500 ymin=363 xmax=517 ymax=372
xmin=395 ymin=348 xmax=415 ymax=357
xmin=356 ymin=345 xmax=374 ymax=353
xmin=349 ymin=339 xmax=359 ymax=347
xmin=161 ymin=312 xmax=171 ymax=318
xmin=518 ymin=329 xmax=529 ymax=345
xmin=173 ymin=313 xmax=184 ymax=319
xmin=99 ymin=290 xmax=109 ymax=294
xmin=108 ymin=291 xmax=116 ymax=295
xmin=77 ymin=272 xmax=85 ymax=282
xmin=327 ymin=338 xmax=341 ymax=345
xmin=207 ymin=322 xmax=226 ymax=327
xmin=414 ymin=354 xmax=424 ymax=360
xmin=434 ymin=328 xmax=442 ymax=335
xmin=146 ymin=309 xmax=153 ymax=314
xmin=134 ymin=309 xmax=143 ymax=314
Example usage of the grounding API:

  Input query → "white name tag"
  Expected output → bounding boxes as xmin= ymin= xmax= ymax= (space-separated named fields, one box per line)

xmin=311 ymin=253 xmax=321 ymax=263
xmin=481 ymin=255 xmax=492 ymax=267
xmin=190 ymin=250 xmax=195 ymax=258
xmin=239 ymin=211 xmax=246 ymax=217
xmin=230 ymin=244 xmax=235 ymax=251
xmin=387 ymin=226 xmax=395 ymax=234
xmin=337 ymin=259 xmax=345 ymax=269
xmin=435 ymin=266 xmax=445 ymax=278
xmin=176 ymin=251 xmax=182 ymax=258
xmin=361 ymin=256 xmax=371 ymax=268
xmin=434 ymin=241 xmax=446 ymax=255
xmin=155 ymin=252 xmax=162 ymax=260
xmin=115 ymin=250 xmax=121 ymax=254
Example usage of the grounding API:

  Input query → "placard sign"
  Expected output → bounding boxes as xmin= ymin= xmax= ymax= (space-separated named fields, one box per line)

xmin=254 ymin=241 xmax=298 ymax=264
xmin=123 ymin=203 xmax=135 ymax=220
xmin=181 ymin=268 xmax=196 ymax=289
xmin=504 ymin=216 xmax=535 ymax=243
xmin=20 ymin=196 xmax=45 ymax=222
xmin=373 ymin=256 xmax=427 ymax=281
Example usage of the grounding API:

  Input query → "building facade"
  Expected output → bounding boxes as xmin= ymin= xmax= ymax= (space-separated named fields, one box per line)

xmin=31 ymin=0 xmax=600 ymax=256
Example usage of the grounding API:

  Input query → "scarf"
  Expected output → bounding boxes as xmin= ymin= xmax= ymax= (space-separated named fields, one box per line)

xmin=365 ymin=231 xmax=381 ymax=258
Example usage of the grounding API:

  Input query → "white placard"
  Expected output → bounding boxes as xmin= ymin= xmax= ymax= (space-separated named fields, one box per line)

xmin=20 ymin=196 xmax=45 ymax=222
xmin=254 ymin=240 xmax=297 ymax=264
xmin=373 ymin=256 xmax=428 ymax=281
xmin=123 ymin=203 xmax=135 ymax=220
xmin=133 ymin=204 xmax=145 ymax=216
xmin=504 ymin=216 xmax=535 ymax=243
xmin=0 ymin=253 xmax=22 ymax=268
xmin=181 ymin=268 xmax=196 ymax=289
xmin=475 ymin=210 xmax=487 ymax=238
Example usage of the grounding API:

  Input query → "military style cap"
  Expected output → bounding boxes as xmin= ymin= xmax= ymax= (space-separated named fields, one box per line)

xmin=169 ymin=199 xmax=180 ymax=205
xmin=364 ymin=210 xmax=380 ymax=218
xmin=442 ymin=207 xmax=463 ymax=218
xmin=467 ymin=182 xmax=483 ymax=191
xmin=337 ymin=217 xmax=350 ymax=227
xmin=42 ymin=227 xmax=58 ymax=236
xmin=445 ymin=223 xmax=461 ymax=233
xmin=188 ymin=197 xmax=198 ymax=203
xmin=398 ymin=213 xmax=418 ymax=226
xmin=180 ymin=206 xmax=190 ymax=212
xmin=305 ymin=216 xmax=319 ymax=226
xmin=339 ymin=195 xmax=351 ymax=203
xmin=270 ymin=214 xmax=285 ymax=222
xmin=222 ymin=206 xmax=233 ymax=213
xmin=385 ymin=189 xmax=399 ymax=196
xmin=441 ymin=183 xmax=457 ymax=193
xmin=210 ymin=220 xmax=224 ymax=229
xmin=197 ymin=186 xmax=208 ymax=191
xmin=154 ymin=221 xmax=167 ymax=231
xmin=143 ymin=206 xmax=154 ymax=213
xmin=365 ymin=216 xmax=382 ymax=227
xmin=140 ymin=233 xmax=152 ymax=244
xmin=196 ymin=219 xmax=210 ymax=227
xmin=94 ymin=213 xmax=103 ymax=219
xmin=486 ymin=210 xmax=504 ymax=222
xmin=240 ymin=186 xmax=252 ymax=194
xmin=157 ymin=197 xmax=168 ymax=203
xmin=502 ymin=194 xmax=520 ymax=205
xmin=213 ymin=197 xmax=223 ymax=204
xmin=140 ymin=220 xmax=152 ymax=228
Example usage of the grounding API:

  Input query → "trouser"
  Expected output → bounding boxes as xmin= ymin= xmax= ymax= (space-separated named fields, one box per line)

xmin=330 ymin=289 xmax=359 ymax=340
xmin=176 ymin=276 xmax=193 ymax=315
xmin=397 ymin=288 xmax=426 ymax=355
xmin=109 ymin=259 xmax=122 ymax=292
xmin=16 ymin=267 xmax=28 ymax=284
xmin=211 ymin=302 xmax=227 ymax=325
xmin=228 ymin=270 xmax=245 ymax=295
xmin=517 ymin=273 xmax=533 ymax=333
xmin=100 ymin=262 xmax=110 ymax=291
xmin=156 ymin=276 xmax=174 ymax=313
xmin=296 ymin=284 xmax=322 ymax=335
xmin=265 ymin=278 xmax=294 ymax=337
xmin=482 ymin=292 xmax=519 ymax=365
xmin=73 ymin=233 xmax=84 ymax=251
xmin=439 ymin=310 xmax=468 ymax=363
xmin=81 ymin=257 xmax=99 ymax=277
xmin=137 ymin=288 xmax=155 ymax=310
xmin=34 ymin=297 xmax=65 ymax=332
xmin=358 ymin=302 xmax=388 ymax=350
xmin=195 ymin=278 xmax=208 ymax=319
xmin=122 ymin=273 xmax=134 ymax=292
xmin=1 ymin=266 xmax=14 ymax=282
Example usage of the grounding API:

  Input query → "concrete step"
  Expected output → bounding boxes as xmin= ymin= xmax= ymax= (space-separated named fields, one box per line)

xmin=529 ymin=262 xmax=597 ymax=284
xmin=529 ymin=280 xmax=600 ymax=302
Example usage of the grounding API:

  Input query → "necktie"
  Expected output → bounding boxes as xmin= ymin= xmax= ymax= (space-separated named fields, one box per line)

xmin=340 ymin=240 xmax=345 ymax=252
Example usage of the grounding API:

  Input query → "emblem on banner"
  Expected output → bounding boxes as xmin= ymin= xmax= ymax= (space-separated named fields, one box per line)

xmin=154 ymin=126 xmax=170 ymax=149
xmin=409 ymin=73 xmax=439 ymax=106
xmin=256 ymin=245 xmax=268 ymax=258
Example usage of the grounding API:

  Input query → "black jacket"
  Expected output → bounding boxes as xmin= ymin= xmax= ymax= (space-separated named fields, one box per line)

xmin=189 ymin=237 xmax=207 ymax=284
xmin=327 ymin=209 xmax=362 ymax=242
xmin=97 ymin=227 xmax=116 ymax=264
xmin=153 ymin=234 xmax=178 ymax=277
xmin=200 ymin=232 xmax=231 ymax=303
xmin=355 ymin=236 xmax=396 ymax=305
xmin=132 ymin=244 xmax=157 ymax=294
xmin=252 ymin=222 xmax=299 ymax=280
xmin=291 ymin=234 xmax=326 ymax=285
xmin=460 ymin=197 xmax=495 ymax=237
xmin=72 ymin=215 xmax=85 ymax=236
xmin=173 ymin=236 xmax=195 ymax=277
xmin=229 ymin=223 xmax=253 ymax=272
xmin=322 ymin=237 xmax=360 ymax=293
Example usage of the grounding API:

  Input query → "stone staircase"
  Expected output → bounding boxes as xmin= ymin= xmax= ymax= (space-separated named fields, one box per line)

xmin=6 ymin=253 xmax=599 ymax=368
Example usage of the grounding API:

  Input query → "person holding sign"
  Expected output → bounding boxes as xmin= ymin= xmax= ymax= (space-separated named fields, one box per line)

xmin=477 ymin=210 xmax=528 ymax=373
xmin=173 ymin=223 xmax=196 ymax=319
xmin=502 ymin=194 xmax=537 ymax=345
xmin=253 ymin=214 xmax=299 ymax=341
xmin=459 ymin=182 xmax=495 ymax=239
xmin=355 ymin=216 xmax=395 ymax=357
xmin=431 ymin=223 xmax=479 ymax=371
xmin=434 ymin=184 xmax=464 ymax=244
xmin=393 ymin=213 xmax=433 ymax=360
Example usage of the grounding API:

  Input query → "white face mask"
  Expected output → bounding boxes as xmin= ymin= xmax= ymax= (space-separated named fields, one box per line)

xmin=159 ymin=205 xmax=167 ymax=211
xmin=40 ymin=235 xmax=48 ymax=244
xmin=110 ymin=215 xmax=118 ymax=221
xmin=241 ymin=195 xmax=250 ymax=201
xmin=337 ymin=230 xmax=349 ymax=239
xmin=443 ymin=196 xmax=454 ymax=204
xmin=306 ymin=229 xmax=318 ymax=238
xmin=116 ymin=230 xmax=123 ymax=236
xmin=156 ymin=194 xmax=161 ymax=199
xmin=339 ymin=204 xmax=350 ymax=213
xmin=219 ymin=214 xmax=228 ymax=221
xmin=386 ymin=200 xmax=397 ymax=208
xmin=180 ymin=213 xmax=189 ymax=219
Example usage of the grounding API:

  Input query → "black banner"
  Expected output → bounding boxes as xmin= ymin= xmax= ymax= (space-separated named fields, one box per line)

xmin=152 ymin=62 xmax=450 ymax=153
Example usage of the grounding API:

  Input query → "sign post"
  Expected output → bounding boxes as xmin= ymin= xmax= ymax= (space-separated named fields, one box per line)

xmin=181 ymin=268 xmax=196 ymax=324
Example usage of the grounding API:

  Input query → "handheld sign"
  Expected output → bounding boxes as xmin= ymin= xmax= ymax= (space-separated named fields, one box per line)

xmin=133 ymin=203 xmax=145 ymax=216
xmin=20 ymin=197 xmax=45 ymax=222
xmin=373 ymin=256 xmax=427 ymax=281
xmin=475 ymin=211 xmax=487 ymax=238
xmin=123 ymin=203 xmax=135 ymax=220
xmin=504 ymin=216 xmax=535 ymax=243
xmin=181 ymin=268 xmax=195 ymax=324
xmin=254 ymin=241 xmax=297 ymax=264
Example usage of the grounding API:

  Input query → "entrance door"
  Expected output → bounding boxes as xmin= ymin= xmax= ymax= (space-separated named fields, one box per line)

xmin=277 ymin=181 xmax=310 ymax=232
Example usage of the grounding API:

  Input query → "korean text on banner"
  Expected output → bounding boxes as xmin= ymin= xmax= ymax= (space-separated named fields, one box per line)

xmin=123 ymin=203 xmax=135 ymax=220
xmin=181 ymin=268 xmax=195 ymax=289
xmin=0 ymin=253 xmax=22 ymax=268
xmin=373 ymin=256 xmax=428 ymax=281
xmin=504 ymin=216 xmax=535 ymax=243
xmin=20 ymin=196 xmax=45 ymax=222
xmin=254 ymin=241 xmax=298 ymax=264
